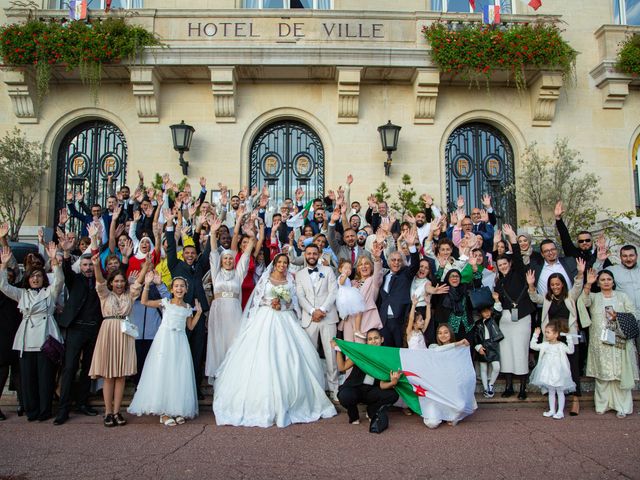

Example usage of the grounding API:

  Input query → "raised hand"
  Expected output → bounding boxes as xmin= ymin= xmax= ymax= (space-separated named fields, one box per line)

xmin=60 ymin=233 xmax=75 ymax=252
xmin=330 ymin=208 xmax=341 ymax=224
xmin=404 ymin=212 xmax=416 ymax=225
xmin=91 ymin=253 xmax=101 ymax=267
xmin=404 ymin=227 xmax=417 ymax=247
xmin=586 ymin=268 xmax=598 ymax=286
xmin=121 ymin=238 xmax=133 ymax=257
xmin=346 ymin=174 xmax=353 ymax=185
xmin=502 ymin=224 xmax=516 ymax=243
xmin=59 ymin=208 xmax=69 ymax=225
xmin=144 ymin=270 xmax=155 ymax=285
xmin=421 ymin=193 xmax=433 ymax=207
xmin=480 ymin=209 xmax=489 ymax=223
xmin=576 ymin=257 xmax=586 ymax=275
xmin=434 ymin=284 xmax=450 ymax=295
xmin=133 ymin=210 xmax=142 ymax=222
xmin=87 ymin=223 xmax=99 ymax=240
xmin=152 ymin=270 xmax=162 ymax=285
xmin=367 ymin=195 xmax=377 ymax=209
xmin=456 ymin=195 xmax=465 ymax=209
xmin=75 ymin=191 xmax=84 ymax=203
xmin=482 ymin=194 xmax=492 ymax=209
xmin=210 ymin=217 xmax=222 ymax=233
xmin=371 ymin=240 xmax=383 ymax=259
xmin=37 ymin=227 xmax=44 ymax=245
xmin=0 ymin=246 xmax=11 ymax=266
xmin=162 ymin=208 xmax=173 ymax=224
xmin=200 ymin=177 xmax=207 ymax=189
xmin=492 ymin=291 xmax=500 ymax=302
xmin=526 ymin=269 xmax=536 ymax=287
xmin=554 ymin=200 xmax=564 ymax=220
xmin=534 ymin=327 xmax=541 ymax=336
xmin=115 ymin=223 xmax=125 ymax=238
xmin=66 ymin=191 xmax=74 ymax=203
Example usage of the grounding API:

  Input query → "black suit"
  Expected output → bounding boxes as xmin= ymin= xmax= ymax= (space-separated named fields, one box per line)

xmin=377 ymin=249 xmax=420 ymax=347
xmin=530 ymin=255 xmax=578 ymax=287
xmin=57 ymin=257 xmax=103 ymax=415
xmin=337 ymin=364 xmax=399 ymax=423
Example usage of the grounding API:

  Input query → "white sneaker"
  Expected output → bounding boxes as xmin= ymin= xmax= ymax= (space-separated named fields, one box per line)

xmin=616 ymin=412 xmax=627 ymax=419
xmin=553 ymin=412 xmax=564 ymax=419
xmin=543 ymin=411 xmax=554 ymax=417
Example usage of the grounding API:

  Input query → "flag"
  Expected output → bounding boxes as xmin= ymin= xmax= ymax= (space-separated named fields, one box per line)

xmin=285 ymin=199 xmax=313 ymax=229
xmin=469 ymin=0 xmax=476 ymax=10
xmin=69 ymin=0 xmax=87 ymax=20
xmin=528 ymin=0 xmax=542 ymax=10
xmin=335 ymin=339 xmax=477 ymax=423
xmin=483 ymin=4 xmax=501 ymax=24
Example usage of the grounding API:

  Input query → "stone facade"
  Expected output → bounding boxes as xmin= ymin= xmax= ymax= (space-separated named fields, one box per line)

xmin=0 ymin=0 xmax=637 ymax=235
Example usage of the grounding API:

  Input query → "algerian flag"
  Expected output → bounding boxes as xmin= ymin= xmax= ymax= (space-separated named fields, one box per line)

xmin=335 ymin=339 xmax=477 ymax=423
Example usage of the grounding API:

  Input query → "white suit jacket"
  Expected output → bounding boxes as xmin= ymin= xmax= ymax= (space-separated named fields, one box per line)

xmin=295 ymin=265 xmax=338 ymax=328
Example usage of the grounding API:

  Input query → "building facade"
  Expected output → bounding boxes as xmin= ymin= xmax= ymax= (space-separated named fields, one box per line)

xmin=0 ymin=0 xmax=639 ymax=236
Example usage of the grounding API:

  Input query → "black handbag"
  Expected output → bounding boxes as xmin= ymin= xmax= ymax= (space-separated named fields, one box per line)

xmin=468 ymin=286 xmax=494 ymax=310
xmin=41 ymin=335 xmax=65 ymax=365
xmin=617 ymin=312 xmax=639 ymax=340
xmin=369 ymin=405 xmax=390 ymax=434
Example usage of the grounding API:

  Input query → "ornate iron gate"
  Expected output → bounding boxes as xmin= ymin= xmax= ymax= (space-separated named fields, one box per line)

xmin=249 ymin=120 xmax=324 ymax=206
xmin=55 ymin=121 xmax=127 ymax=230
xmin=445 ymin=122 xmax=516 ymax=226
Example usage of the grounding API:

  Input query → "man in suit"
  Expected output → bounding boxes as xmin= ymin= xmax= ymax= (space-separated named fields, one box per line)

xmin=531 ymin=238 xmax=578 ymax=296
xmin=54 ymin=243 xmax=103 ymax=425
xmin=378 ymin=229 xmax=420 ymax=347
xmin=328 ymin=208 xmax=371 ymax=266
xmin=165 ymin=209 xmax=211 ymax=399
xmin=295 ymin=243 xmax=339 ymax=403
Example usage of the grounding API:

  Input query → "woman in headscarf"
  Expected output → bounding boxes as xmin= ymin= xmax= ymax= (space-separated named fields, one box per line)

xmin=431 ymin=255 xmax=480 ymax=342
xmin=206 ymin=217 xmax=254 ymax=382
xmin=516 ymin=231 xmax=543 ymax=266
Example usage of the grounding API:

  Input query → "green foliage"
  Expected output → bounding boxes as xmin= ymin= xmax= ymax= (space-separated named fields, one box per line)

xmin=422 ymin=22 xmax=577 ymax=90
xmin=0 ymin=17 xmax=162 ymax=103
xmin=616 ymin=34 xmax=640 ymax=76
xmin=150 ymin=173 xmax=188 ymax=201
xmin=374 ymin=182 xmax=391 ymax=203
xmin=0 ymin=128 xmax=49 ymax=241
xmin=511 ymin=138 xmax=601 ymax=241
xmin=391 ymin=174 xmax=422 ymax=216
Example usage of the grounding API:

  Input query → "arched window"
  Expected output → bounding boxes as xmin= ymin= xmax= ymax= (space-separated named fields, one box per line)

xmin=445 ymin=122 xmax=516 ymax=226
xmin=249 ymin=120 xmax=325 ymax=206
xmin=55 ymin=120 xmax=128 ymax=230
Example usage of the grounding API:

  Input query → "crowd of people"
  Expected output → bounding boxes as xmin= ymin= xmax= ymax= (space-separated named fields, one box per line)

xmin=0 ymin=171 xmax=638 ymax=430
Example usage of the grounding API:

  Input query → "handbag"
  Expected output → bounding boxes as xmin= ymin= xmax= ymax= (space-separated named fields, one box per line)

xmin=617 ymin=312 xmax=639 ymax=340
xmin=42 ymin=335 xmax=65 ymax=365
xmin=369 ymin=405 xmax=389 ymax=434
xmin=120 ymin=319 xmax=139 ymax=339
xmin=600 ymin=327 xmax=616 ymax=346
xmin=468 ymin=286 xmax=493 ymax=310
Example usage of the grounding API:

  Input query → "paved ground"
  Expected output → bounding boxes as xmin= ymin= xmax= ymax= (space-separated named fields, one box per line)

xmin=1 ymin=403 xmax=639 ymax=480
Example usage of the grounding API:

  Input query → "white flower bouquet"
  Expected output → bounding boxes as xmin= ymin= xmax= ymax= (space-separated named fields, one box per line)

xmin=272 ymin=285 xmax=292 ymax=304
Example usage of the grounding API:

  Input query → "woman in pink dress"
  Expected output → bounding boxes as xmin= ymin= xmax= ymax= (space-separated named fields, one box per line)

xmin=341 ymin=241 xmax=384 ymax=343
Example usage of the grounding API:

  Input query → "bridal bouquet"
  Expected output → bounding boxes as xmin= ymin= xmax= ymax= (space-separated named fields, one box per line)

xmin=272 ymin=285 xmax=292 ymax=304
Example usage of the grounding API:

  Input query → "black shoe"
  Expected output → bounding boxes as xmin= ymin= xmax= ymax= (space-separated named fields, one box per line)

xmin=0 ymin=408 xmax=6 ymax=421
xmin=37 ymin=414 xmax=52 ymax=422
xmin=16 ymin=406 xmax=24 ymax=417
xmin=501 ymin=387 xmax=515 ymax=398
xmin=103 ymin=414 xmax=115 ymax=427
xmin=518 ymin=384 xmax=527 ymax=400
xmin=27 ymin=416 xmax=38 ymax=422
xmin=76 ymin=405 xmax=98 ymax=416
xmin=113 ymin=412 xmax=127 ymax=426
xmin=53 ymin=412 xmax=69 ymax=425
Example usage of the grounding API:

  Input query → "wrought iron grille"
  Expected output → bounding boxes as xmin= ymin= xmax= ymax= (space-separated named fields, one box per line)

xmin=54 ymin=121 xmax=128 ymax=231
xmin=249 ymin=120 xmax=325 ymax=207
xmin=445 ymin=122 xmax=516 ymax=226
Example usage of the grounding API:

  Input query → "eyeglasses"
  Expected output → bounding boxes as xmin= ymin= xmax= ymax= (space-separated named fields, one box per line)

xmin=577 ymin=239 xmax=592 ymax=244
xmin=541 ymin=247 xmax=557 ymax=254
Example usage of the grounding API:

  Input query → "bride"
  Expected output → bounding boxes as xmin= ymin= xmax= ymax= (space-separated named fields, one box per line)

xmin=213 ymin=253 xmax=337 ymax=428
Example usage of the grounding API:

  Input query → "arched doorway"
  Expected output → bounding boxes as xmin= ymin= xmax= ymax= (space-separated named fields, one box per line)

xmin=249 ymin=120 xmax=325 ymax=206
xmin=445 ymin=122 xmax=516 ymax=226
xmin=54 ymin=120 xmax=128 ymax=230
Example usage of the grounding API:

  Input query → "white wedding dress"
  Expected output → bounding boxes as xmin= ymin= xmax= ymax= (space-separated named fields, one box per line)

xmin=213 ymin=276 xmax=337 ymax=428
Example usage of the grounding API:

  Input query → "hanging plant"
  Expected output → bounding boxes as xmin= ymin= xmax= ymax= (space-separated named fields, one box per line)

xmin=0 ymin=17 xmax=162 ymax=103
xmin=422 ymin=22 xmax=577 ymax=91
xmin=616 ymin=34 xmax=640 ymax=76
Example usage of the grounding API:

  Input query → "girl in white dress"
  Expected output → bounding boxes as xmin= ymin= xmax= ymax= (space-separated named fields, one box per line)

xmin=529 ymin=324 xmax=575 ymax=419
xmin=406 ymin=294 xmax=429 ymax=350
xmin=335 ymin=259 xmax=366 ymax=340
xmin=205 ymin=218 xmax=253 ymax=382
xmin=213 ymin=253 xmax=337 ymax=428
xmin=127 ymin=274 xmax=203 ymax=426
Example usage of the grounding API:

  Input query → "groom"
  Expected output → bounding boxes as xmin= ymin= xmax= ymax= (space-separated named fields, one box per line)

xmin=295 ymin=244 xmax=340 ymax=403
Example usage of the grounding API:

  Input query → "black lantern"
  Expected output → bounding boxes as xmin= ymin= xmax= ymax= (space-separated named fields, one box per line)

xmin=169 ymin=120 xmax=195 ymax=175
xmin=377 ymin=120 xmax=401 ymax=176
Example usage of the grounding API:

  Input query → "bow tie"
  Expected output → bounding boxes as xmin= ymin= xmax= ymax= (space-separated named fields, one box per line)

xmin=308 ymin=267 xmax=318 ymax=274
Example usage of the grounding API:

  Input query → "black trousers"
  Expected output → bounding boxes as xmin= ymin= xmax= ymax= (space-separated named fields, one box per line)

xmin=381 ymin=318 xmax=403 ymax=347
xmin=58 ymin=326 xmax=98 ymax=414
xmin=0 ymin=358 xmax=22 ymax=408
xmin=20 ymin=351 xmax=55 ymax=420
xmin=187 ymin=310 xmax=207 ymax=392
xmin=338 ymin=384 xmax=399 ymax=423
xmin=133 ymin=339 xmax=153 ymax=385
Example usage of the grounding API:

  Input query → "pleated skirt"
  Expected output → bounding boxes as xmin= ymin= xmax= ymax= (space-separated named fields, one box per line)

xmin=89 ymin=319 xmax=137 ymax=379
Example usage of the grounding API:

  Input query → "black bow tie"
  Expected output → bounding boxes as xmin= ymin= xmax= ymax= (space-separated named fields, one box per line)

xmin=308 ymin=267 xmax=318 ymax=274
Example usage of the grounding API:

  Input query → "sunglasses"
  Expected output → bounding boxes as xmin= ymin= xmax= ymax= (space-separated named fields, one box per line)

xmin=577 ymin=239 xmax=592 ymax=244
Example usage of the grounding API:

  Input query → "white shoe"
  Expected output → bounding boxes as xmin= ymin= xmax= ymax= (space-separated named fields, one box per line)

xmin=553 ymin=412 xmax=564 ymax=420
xmin=543 ymin=411 xmax=554 ymax=417
xmin=350 ymin=420 xmax=360 ymax=425
xmin=616 ymin=412 xmax=627 ymax=419
xmin=328 ymin=391 xmax=340 ymax=405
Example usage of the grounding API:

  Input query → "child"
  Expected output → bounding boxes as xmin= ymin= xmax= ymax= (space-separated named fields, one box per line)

xmin=335 ymin=259 xmax=366 ymax=340
xmin=406 ymin=294 xmax=430 ymax=350
xmin=127 ymin=273 xmax=203 ymax=426
xmin=529 ymin=323 xmax=575 ymax=419
xmin=425 ymin=323 xmax=471 ymax=428
xmin=473 ymin=293 xmax=504 ymax=398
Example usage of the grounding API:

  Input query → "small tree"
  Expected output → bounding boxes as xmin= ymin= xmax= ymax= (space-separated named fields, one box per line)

xmin=391 ymin=174 xmax=422 ymax=216
xmin=374 ymin=182 xmax=391 ymax=203
xmin=0 ymin=128 xmax=49 ymax=241
xmin=514 ymin=138 xmax=601 ymax=241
